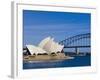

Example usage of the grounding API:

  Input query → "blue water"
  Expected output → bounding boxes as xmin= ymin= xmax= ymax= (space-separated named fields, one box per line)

xmin=23 ymin=55 xmax=91 ymax=69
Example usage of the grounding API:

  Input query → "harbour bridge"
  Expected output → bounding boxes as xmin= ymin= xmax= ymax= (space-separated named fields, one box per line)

xmin=59 ymin=33 xmax=91 ymax=55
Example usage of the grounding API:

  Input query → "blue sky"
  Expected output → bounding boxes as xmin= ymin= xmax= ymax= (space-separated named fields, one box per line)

xmin=23 ymin=10 xmax=91 ymax=46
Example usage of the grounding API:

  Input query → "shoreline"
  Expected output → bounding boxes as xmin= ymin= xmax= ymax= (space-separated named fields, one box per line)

xmin=23 ymin=53 xmax=74 ymax=62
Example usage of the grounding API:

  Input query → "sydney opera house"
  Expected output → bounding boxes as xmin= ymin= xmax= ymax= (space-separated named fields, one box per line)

xmin=25 ymin=37 xmax=64 ymax=55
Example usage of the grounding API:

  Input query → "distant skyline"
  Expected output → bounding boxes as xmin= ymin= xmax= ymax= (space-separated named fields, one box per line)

xmin=23 ymin=10 xmax=91 ymax=46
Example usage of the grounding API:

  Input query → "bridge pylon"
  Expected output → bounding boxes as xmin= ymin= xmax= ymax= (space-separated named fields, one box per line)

xmin=75 ymin=48 xmax=79 ymax=55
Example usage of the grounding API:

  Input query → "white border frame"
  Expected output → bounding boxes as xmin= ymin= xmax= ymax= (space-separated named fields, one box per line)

xmin=11 ymin=1 xmax=97 ymax=78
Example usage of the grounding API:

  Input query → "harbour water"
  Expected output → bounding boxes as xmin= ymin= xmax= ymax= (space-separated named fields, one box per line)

xmin=23 ymin=54 xmax=91 ymax=69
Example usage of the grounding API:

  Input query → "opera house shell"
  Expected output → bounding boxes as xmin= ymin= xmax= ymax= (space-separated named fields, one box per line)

xmin=26 ymin=37 xmax=64 ymax=55
xmin=26 ymin=45 xmax=46 ymax=55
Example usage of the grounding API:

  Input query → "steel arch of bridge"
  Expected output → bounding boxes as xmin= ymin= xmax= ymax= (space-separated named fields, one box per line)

xmin=59 ymin=33 xmax=91 ymax=54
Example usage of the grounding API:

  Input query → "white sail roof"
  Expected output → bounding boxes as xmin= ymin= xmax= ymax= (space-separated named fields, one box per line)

xmin=55 ymin=43 xmax=64 ymax=52
xmin=26 ymin=45 xmax=47 ymax=55
xmin=26 ymin=37 xmax=64 ymax=54
xmin=42 ymin=37 xmax=64 ymax=53
xmin=43 ymin=38 xmax=53 ymax=53
xmin=50 ymin=40 xmax=64 ymax=53
xmin=38 ymin=37 xmax=51 ymax=49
